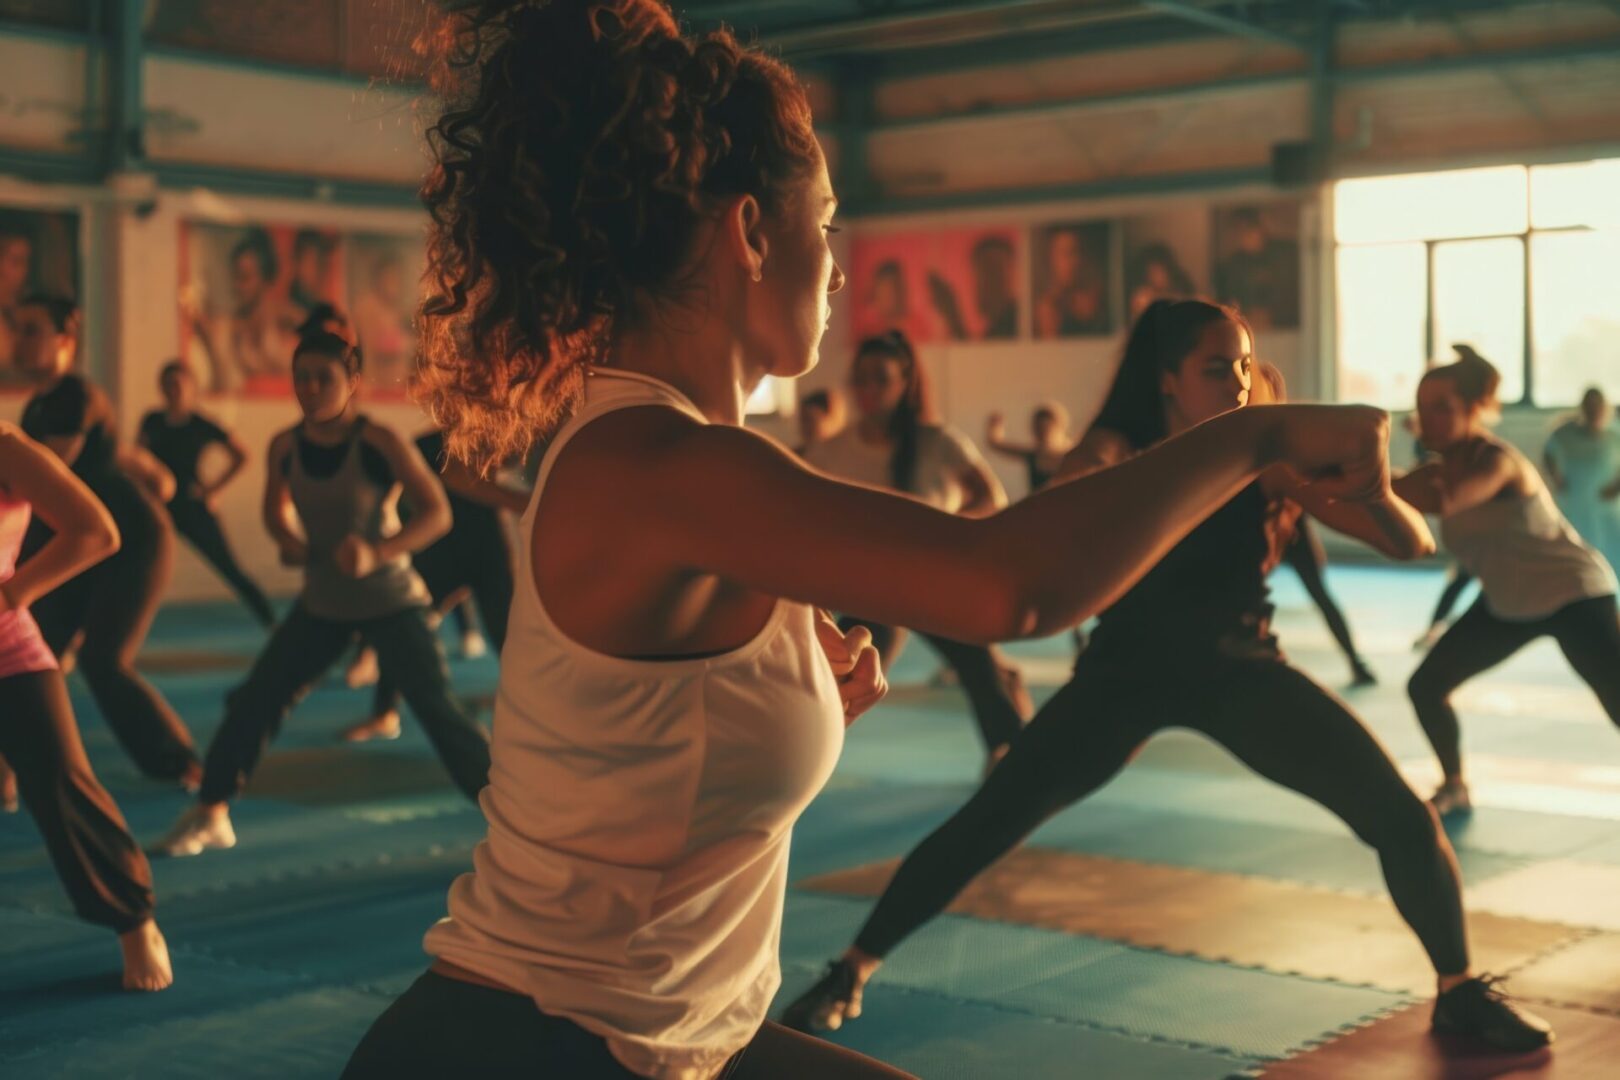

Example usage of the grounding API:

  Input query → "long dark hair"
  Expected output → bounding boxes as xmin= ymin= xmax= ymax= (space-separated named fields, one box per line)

xmin=1091 ymin=298 xmax=1248 ymax=450
xmin=413 ymin=0 xmax=820 ymax=472
xmin=854 ymin=330 xmax=935 ymax=493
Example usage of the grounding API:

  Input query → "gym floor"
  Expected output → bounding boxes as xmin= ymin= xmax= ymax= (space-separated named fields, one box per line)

xmin=4 ymin=565 xmax=1618 ymax=1078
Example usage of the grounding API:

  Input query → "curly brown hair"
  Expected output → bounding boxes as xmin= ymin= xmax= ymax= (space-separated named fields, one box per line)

xmin=414 ymin=0 xmax=821 ymax=471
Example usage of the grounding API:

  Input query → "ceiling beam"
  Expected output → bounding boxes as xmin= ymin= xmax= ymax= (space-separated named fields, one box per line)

xmin=1141 ymin=1 xmax=1307 ymax=51
xmin=848 ymin=164 xmax=1272 ymax=216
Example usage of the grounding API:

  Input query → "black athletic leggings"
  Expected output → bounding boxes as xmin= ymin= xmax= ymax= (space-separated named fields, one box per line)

xmin=0 ymin=669 xmax=154 ymax=933
xmin=839 ymin=617 xmax=1027 ymax=752
xmin=344 ymin=970 xmax=915 ymax=1079
xmin=29 ymin=493 xmax=199 ymax=782
xmin=197 ymin=603 xmax=491 ymax=804
xmin=1430 ymin=566 xmax=1477 ymax=627
xmin=853 ymin=648 xmax=1469 ymax=976
xmin=370 ymin=526 xmax=513 ymax=719
xmin=1409 ymin=593 xmax=1620 ymax=779
xmin=167 ymin=498 xmax=275 ymax=627
xmin=1282 ymin=517 xmax=1364 ymax=667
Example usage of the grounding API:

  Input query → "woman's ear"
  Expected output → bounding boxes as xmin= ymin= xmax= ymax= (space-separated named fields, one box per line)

xmin=725 ymin=194 xmax=770 ymax=282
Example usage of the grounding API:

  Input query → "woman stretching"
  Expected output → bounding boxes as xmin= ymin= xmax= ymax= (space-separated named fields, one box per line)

xmin=342 ymin=427 xmax=527 ymax=742
xmin=1401 ymin=353 xmax=1619 ymax=817
xmin=342 ymin=5 xmax=1398 ymax=1077
xmin=14 ymin=295 xmax=201 ymax=787
xmin=152 ymin=332 xmax=490 ymax=857
xmin=138 ymin=360 xmax=276 ymax=627
xmin=985 ymin=401 xmax=1074 ymax=495
xmin=804 ymin=331 xmax=1031 ymax=766
xmin=783 ymin=299 xmax=1551 ymax=1053
xmin=0 ymin=423 xmax=172 ymax=990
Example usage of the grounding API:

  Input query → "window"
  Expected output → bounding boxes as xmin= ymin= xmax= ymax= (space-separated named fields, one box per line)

xmin=1334 ymin=159 xmax=1620 ymax=409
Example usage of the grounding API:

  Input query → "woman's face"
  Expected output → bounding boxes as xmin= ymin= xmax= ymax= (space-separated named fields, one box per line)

xmin=849 ymin=350 xmax=906 ymax=419
xmin=1048 ymin=231 xmax=1082 ymax=287
xmin=292 ymin=351 xmax=357 ymax=423
xmin=1416 ymin=376 xmax=1472 ymax=450
xmin=744 ymin=144 xmax=845 ymax=380
xmin=1161 ymin=319 xmax=1253 ymax=429
xmin=161 ymin=369 xmax=196 ymax=411
xmin=0 ymin=237 xmax=32 ymax=300
xmin=1581 ymin=388 xmax=1608 ymax=428
xmin=12 ymin=303 xmax=73 ymax=379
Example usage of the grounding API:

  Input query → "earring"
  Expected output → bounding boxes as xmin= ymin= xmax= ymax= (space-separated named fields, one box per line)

xmin=751 ymin=267 xmax=762 ymax=283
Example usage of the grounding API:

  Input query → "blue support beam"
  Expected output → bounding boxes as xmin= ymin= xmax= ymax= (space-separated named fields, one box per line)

xmin=847 ymin=165 xmax=1272 ymax=218
xmin=109 ymin=0 xmax=144 ymax=173
xmin=1142 ymin=1 xmax=1307 ymax=51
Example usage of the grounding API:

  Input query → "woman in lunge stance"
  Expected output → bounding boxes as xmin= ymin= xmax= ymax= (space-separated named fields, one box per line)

xmin=1401 ymin=351 xmax=1619 ymax=817
xmin=344 ymin=3 xmax=1403 ymax=1076
xmin=784 ymin=299 xmax=1552 ymax=1053
xmin=153 ymin=332 xmax=490 ymax=857
xmin=0 ymin=423 xmax=172 ymax=990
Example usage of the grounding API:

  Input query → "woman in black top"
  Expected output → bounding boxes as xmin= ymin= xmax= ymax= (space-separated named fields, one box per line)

xmin=984 ymin=402 xmax=1073 ymax=495
xmin=784 ymin=299 xmax=1551 ymax=1053
xmin=138 ymin=361 xmax=275 ymax=627
xmin=14 ymin=295 xmax=201 ymax=787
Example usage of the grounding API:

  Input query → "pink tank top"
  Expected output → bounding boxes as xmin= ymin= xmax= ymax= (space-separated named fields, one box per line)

xmin=0 ymin=492 xmax=58 ymax=679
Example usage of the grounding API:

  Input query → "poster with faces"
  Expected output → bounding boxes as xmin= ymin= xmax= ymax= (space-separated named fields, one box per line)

xmin=850 ymin=226 xmax=1023 ymax=346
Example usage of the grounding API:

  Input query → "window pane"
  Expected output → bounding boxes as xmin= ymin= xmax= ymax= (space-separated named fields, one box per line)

xmin=1530 ymin=159 xmax=1620 ymax=229
xmin=1337 ymin=243 xmax=1426 ymax=408
xmin=1531 ymin=230 xmax=1620 ymax=407
xmin=1432 ymin=237 xmax=1526 ymax=404
xmin=1335 ymin=166 xmax=1527 ymax=244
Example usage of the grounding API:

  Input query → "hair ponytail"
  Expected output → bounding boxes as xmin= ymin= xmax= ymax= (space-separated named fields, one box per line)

xmin=1092 ymin=298 xmax=1246 ymax=450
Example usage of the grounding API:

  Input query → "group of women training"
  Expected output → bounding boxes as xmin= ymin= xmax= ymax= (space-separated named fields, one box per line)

xmin=5 ymin=2 xmax=1620 ymax=1076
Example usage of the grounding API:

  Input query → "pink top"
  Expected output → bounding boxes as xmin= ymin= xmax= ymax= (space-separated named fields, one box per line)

xmin=0 ymin=491 xmax=57 ymax=679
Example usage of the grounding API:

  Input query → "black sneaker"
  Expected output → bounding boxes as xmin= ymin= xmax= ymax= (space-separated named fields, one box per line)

xmin=1432 ymin=975 xmax=1554 ymax=1052
xmin=780 ymin=959 xmax=860 ymax=1033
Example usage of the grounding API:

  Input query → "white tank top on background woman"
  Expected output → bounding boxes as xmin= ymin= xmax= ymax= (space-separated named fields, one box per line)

xmin=425 ymin=368 xmax=846 ymax=1080
xmin=1440 ymin=463 xmax=1617 ymax=620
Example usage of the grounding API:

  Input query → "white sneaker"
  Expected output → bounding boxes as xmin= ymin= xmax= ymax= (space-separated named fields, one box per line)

xmin=151 ymin=806 xmax=237 ymax=858
xmin=1430 ymin=780 xmax=1473 ymax=817
xmin=460 ymin=631 xmax=488 ymax=660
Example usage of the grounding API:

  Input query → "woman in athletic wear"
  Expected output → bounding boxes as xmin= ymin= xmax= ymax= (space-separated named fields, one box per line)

xmin=341 ymin=427 xmax=527 ymax=742
xmin=1402 ymin=353 xmax=1620 ymax=817
xmin=804 ymin=331 xmax=1031 ymax=767
xmin=152 ymin=332 xmax=491 ymax=857
xmin=1254 ymin=363 xmax=1376 ymax=686
xmin=1543 ymin=385 xmax=1620 ymax=571
xmin=342 ymin=5 xmax=1400 ymax=1077
xmin=138 ymin=360 xmax=276 ymax=627
xmin=985 ymin=401 xmax=1074 ymax=495
xmin=0 ymin=422 xmax=172 ymax=990
xmin=14 ymin=295 xmax=201 ymax=788
xmin=784 ymin=299 xmax=1552 ymax=1054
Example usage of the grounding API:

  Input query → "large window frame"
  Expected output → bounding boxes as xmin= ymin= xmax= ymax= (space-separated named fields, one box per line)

xmin=1334 ymin=160 xmax=1618 ymax=409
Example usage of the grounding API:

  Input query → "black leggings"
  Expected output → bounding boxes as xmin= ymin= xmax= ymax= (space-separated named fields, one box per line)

xmin=344 ymin=970 xmax=915 ymax=1079
xmin=1282 ymin=517 xmax=1365 ymax=668
xmin=369 ymin=526 xmax=514 ymax=719
xmin=839 ymin=617 xmax=1027 ymax=752
xmin=1430 ymin=566 xmax=1477 ymax=627
xmin=167 ymin=498 xmax=275 ymax=627
xmin=29 ymin=498 xmax=199 ymax=782
xmin=853 ymin=650 xmax=1469 ymax=976
xmin=0 ymin=669 xmax=154 ymax=933
xmin=1409 ymin=593 xmax=1620 ymax=779
xmin=197 ymin=604 xmax=491 ymax=804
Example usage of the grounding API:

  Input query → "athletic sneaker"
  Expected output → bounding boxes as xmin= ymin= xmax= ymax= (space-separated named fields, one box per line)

xmin=150 ymin=806 xmax=237 ymax=858
xmin=1432 ymin=975 xmax=1554 ymax=1051
xmin=460 ymin=630 xmax=488 ymax=659
xmin=780 ymin=959 xmax=860 ymax=1033
xmin=1350 ymin=659 xmax=1378 ymax=687
xmin=1430 ymin=779 xmax=1473 ymax=817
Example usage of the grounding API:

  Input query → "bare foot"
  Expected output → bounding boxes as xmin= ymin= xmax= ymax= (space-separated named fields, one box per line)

xmin=120 ymin=920 xmax=174 ymax=991
xmin=340 ymin=711 xmax=402 ymax=743
xmin=345 ymin=647 xmax=380 ymax=689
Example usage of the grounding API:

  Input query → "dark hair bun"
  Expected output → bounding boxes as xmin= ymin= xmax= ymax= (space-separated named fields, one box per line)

xmin=1439 ymin=344 xmax=1502 ymax=406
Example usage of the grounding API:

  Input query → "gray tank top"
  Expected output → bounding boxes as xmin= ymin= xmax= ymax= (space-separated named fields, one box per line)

xmin=1440 ymin=472 xmax=1616 ymax=620
xmin=287 ymin=418 xmax=430 ymax=620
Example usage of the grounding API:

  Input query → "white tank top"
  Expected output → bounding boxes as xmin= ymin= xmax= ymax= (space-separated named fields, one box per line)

xmin=425 ymin=368 xmax=845 ymax=1080
xmin=1440 ymin=470 xmax=1617 ymax=620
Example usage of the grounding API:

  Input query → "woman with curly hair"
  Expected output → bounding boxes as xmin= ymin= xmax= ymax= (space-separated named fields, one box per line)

xmin=343 ymin=3 xmax=1400 ymax=1077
